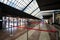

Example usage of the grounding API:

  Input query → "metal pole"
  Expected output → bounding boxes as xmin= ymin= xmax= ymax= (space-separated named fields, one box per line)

xmin=8 ymin=17 xmax=10 ymax=34
xmin=52 ymin=13 xmax=54 ymax=23
xmin=10 ymin=25 xmax=13 ymax=36
xmin=27 ymin=19 xmax=29 ymax=40
xmin=10 ymin=17 xmax=13 ymax=36
xmin=27 ymin=27 xmax=28 ymax=40
xmin=56 ymin=31 xmax=59 ymax=40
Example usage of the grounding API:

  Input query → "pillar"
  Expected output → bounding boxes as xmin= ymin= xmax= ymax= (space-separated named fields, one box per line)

xmin=0 ymin=10 xmax=2 ymax=29
xmin=52 ymin=12 xmax=54 ymax=23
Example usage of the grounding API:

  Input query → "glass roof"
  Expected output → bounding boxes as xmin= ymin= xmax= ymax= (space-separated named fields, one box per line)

xmin=0 ymin=0 xmax=43 ymax=19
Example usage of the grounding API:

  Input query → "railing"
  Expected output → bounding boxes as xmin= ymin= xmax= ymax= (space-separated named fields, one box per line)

xmin=9 ymin=25 xmax=59 ymax=40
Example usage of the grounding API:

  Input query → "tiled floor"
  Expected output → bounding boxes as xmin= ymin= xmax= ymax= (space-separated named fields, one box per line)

xmin=0 ymin=23 xmax=57 ymax=40
xmin=16 ymin=23 xmax=50 ymax=40
xmin=16 ymin=25 xmax=40 ymax=40
xmin=0 ymin=28 xmax=27 ymax=40
xmin=39 ymin=24 xmax=50 ymax=40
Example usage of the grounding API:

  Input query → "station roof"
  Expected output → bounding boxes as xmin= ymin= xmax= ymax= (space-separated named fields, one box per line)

xmin=0 ymin=0 xmax=60 ymax=19
xmin=36 ymin=0 xmax=60 ymax=11
xmin=0 ymin=0 xmax=43 ymax=19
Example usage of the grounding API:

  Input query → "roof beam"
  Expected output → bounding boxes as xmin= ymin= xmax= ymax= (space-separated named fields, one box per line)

xmin=30 ymin=7 xmax=39 ymax=14
xmin=22 ymin=0 xmax=33 ymax=11
xmin=34 ymin=11 xmax=40 ymax=16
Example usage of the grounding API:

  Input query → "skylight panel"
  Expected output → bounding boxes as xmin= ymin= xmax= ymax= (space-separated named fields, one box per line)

xmin=31 ymin=8 xmax=40 ymax=16
xmin=3 ymin=0 xmax=8 ymax=4
xmin=24 ymin=7 xmax=33 ymax=14
xmin=24 ymin=0 xmax=40 ymax=14
xmin=23 ymin=0 xmax=32 ymax=5
xmin=0 ymin=0 xmax=32 ymax=10
xmin=0 ymin=0 xmax=4 ymax=2
xmin=31 ymin=0 xmax=38 ymax=9
xmin=35 ymin=12 xmax=41 ymax=16
xmin=0 ymin=0 xmax=42 ymax=19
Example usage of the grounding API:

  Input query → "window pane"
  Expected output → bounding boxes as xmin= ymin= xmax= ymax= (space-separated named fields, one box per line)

xmin=0 ymin=0 xmax=4 ymax=2
xmin=24 ymin=0 xmax=40 ymax=14
xmin=31 ymin=8 xmax=40 ymax=16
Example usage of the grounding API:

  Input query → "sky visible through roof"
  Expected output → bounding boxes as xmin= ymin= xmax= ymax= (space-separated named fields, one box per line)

xmin=0 ymin=0 xmax=43 ymax=19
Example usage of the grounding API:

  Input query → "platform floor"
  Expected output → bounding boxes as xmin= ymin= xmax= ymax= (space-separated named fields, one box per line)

xmin=16 ymin=23 xmax=50 ymax=40
xmin=0 ymin=23 xmax=57 ymax=40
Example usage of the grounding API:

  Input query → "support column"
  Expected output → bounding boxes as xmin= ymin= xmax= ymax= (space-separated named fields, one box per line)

xmin=0 ymin=16 xmax=2 ymax=29
xmin=0 ymin=8 xmax=2 ymax=30
xmin=52 ymin=12 xmax=54 ymax=23
xmin=0 ymin=12 xmax=2 ymax=29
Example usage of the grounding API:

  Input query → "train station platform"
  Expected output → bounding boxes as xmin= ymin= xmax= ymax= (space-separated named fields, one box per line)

xmin=0 ymin=0 xmax=60 ymax=40
xmin=0 ymin=22 xmax=59 ymax=40
xmin=16 ymin=23 xmax=57 ymax=40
